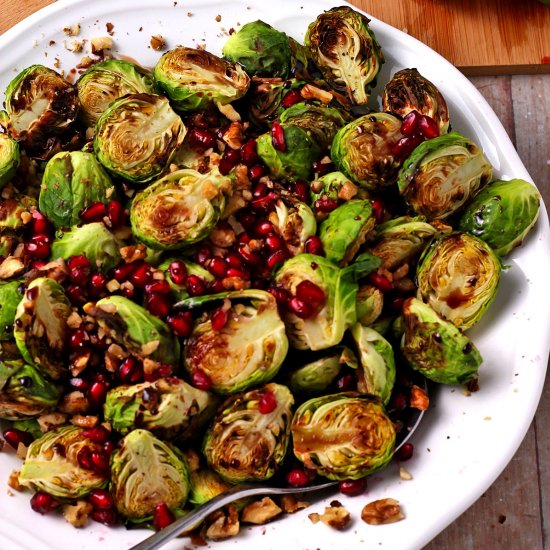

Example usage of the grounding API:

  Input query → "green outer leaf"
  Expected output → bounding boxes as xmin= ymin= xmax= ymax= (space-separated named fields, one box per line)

xmin=0 ymin=133 xmax=20 ymax=188
xmin=189 ymin=467 xmax=231 ymax=506
xmin=0 ymin=280 xmax=23 ymax=340
xmin=289 ymin=350 xmax=346 ymax=395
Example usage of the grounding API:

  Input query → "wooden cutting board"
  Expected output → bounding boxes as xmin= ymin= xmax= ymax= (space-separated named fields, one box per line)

xmin=1 ymin=0 xmax=549 ymax=74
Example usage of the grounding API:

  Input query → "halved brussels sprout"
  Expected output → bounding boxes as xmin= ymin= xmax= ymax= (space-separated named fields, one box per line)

xmin=13 ymin=277 xmax=72 ymax=380
xmin=4 ymin=65 xmax=79 ymax=160
xmin=154 ymin=47 xmax=250 ymax=113
xmin=397 ymin=132 xmax=493 ymax=220
xmin=222 ymin=20 xmax=292 ymax=78
xmin=416 ymin=232 xmax=501 ymax=330
xmin=309 ymin=171 xmax=362 ymax=205
xmin=0 ymin=358 xmax=60 ymax=420
xmin=244 ymin=77 xmax=288 ymax=129
xmin=77 ymin=59 xmax=157 ymax=127
xmin=356 ymin=284 xmax=383 ymax=326
xmin=50 ymin=222 xmax=124 ymax=272
xmin=0 ymin=195 xmax=36 ymax=235
xmin=269 ymin=199 xmax=317 ymax=256
xmin=0 ymin=280 xmax=24 ymax=340
xmin=19 ymin=426 xmax=109 ymax=498
xmin=304 ymin=6 xmax=384 ymax=105
xmin=38 ymin=151 xmax=116 ymax=229
xmin=94 ymin=93 xmax=186 ymax=184
xmin=350 ymin=324 xmax=395 ymax=405
xmin=104 ymin=377 xmax=218 ymax=440
xmin=110 ymin=429 xmax=190 ymax=521
xmin=319 ymin=199 xmax=375 ymax=266
xmin=382 ymin=68 xmax=450 ymax=134
xmin=331 ymin=113 xmax=403 ymax=191
xmin=458 ymin=178 xmax=541 ymax=257
xmin=130 ymin=168 xmax=231 ymax=250
xmin=291 ymin=393 xmax=395 ymax=480
xmin=0 ymin=133 xmax=20 ymax=188
xmin=256 ymin=123 xmax=321 ymax=181
xmin=203 ymin=383 xmax=294 ymax=483
xmin=182 ymin=290 xmax=288 ymax=395
xmin=189 ymin=466 xmax=232 ymax=506
xmin=401 ymin=297 xmax=482 ymax=384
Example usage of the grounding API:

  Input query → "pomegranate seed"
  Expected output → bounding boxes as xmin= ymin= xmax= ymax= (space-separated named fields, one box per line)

xmin=67 ymin=255 xmax=91 ymax=270
xmin=88 ymin=488 xmax=114 ymax=510
xmin=238 ymin=233 xmax=250 ymax=245
xmin=186 ymin=274 xmax=206 ymax=296
xmin=335 ymin=373 xmax=356 ymax=391
xmin=265 ymin=234 xmax=285 ymax=251
xmin=238 ymin=211 xmax=256 ymax=229
xmin=296 ymin=280 xmax=325 ymax=307
xmin=88 ymin=381 xmax=108 ymax=409
xmin=25 ymin=233 xmax=51 ymax=259
xmin=188 ymin=127 xmax=216 ymax=151
xmin=240 ymin=139 xmax=258 ymax=166
xmin=83 ymin=426 xmax=110 ymax=444
xmin=268 ymin=287 xmax=290 ymax=308
xmin=195 ymin=246 xmax=212 ymax=267
xmin=121 ymin=285 xmax=137 ymax=300
xmin=118 ymin=356 xmax=144 ymax=383
xmin=369 ymin=272 xmax=394 ymax=293
xmin=390 ymin=295 xmax=405 ymax=311
xmin=65 ymin=284 xmax=88 ymax=306
xmin=304 ymin=236 xmax=324 ymax=255
xmin=103 ymin=440 xmax=115 ymax=456
xmin=89 ymin=273 xmax=108 ymax=297
xmin=211 ymin=307 xmax=229 ymax=331
xmin=312 ymin=159 xmax=332 ymax=176
xmin=145 ymin=280 xmax=171 ymax=295
xmin=30 ymin=492 xmax=57 ymax=514
xmin=225 ymin=252 xmax=244 ymax=269
xmin=130 ymin=262 xmax=153 ymax=288
xmin=258 ymin=390 xmax=277 ymax=414
xmin=395 ymin=443 xmax=414 ymax=461
xmin=392 ymin=393 xmax=408 ymax=411
xmin=400 ymin=110 xmax=422 ymax=136
xmin=190 ymin=369 xmax=213 ymax=391
xmin=251 ymin=192 xmax=278 ymax=210
xmin=168 ymin=260 xmax=187 ymax=285
xmin=314 ymin=197 xmax=339 ymax=213
xmin=271 ymin=120 xmax=286 ymax=152
xmin=3 ymin=428 xmax=33 ymax=449
xmin=145 ymin=293 xmax=170 ymax=318
xmin=153 ymin=502 xmax=175 ymax=530
xmin=107 ymin=200 xmax=125 ymax=228
xmin=290 ymin=180 xmax=309 ymax=203
xmin=266 ymin=249 xmax=288 ymax=270
xmin=69 ymin=266 xmax=90 ymax=286
xmin=253 ymin=221 xmax=274 ymax=237
xmin=69 ymin=377 xmax=89 ymax=392
xmin=80 ymin=202 xmax=107 ymax=223
xmin=69 ymin=328 xmax=89 ymax=351
xmin=77 ymin=446 xmax=93 ymax=469
xmin=248 ymin=163 xmax=266 ymax=182
xmin=209 ymin=278 xmax=226 ymax=293
xmin=226 ymin=267 xmax=250 ymax=280
xmin=288 ymin=297 xmax=314 ymax=319
xmin=219 ymin=148 xmax=241 ymax=175
xmin=91 ymin=450 xmax=110 ymax=473
xmin=371 ymin=199 xmax=386 ymax=224
xmin=281 ymin=88 xmax=303 ymax=108
xmin=286 ymin=469 xmax=310 ymax=488
xmin=31 ymin=210 xmax=51 ymax=234
xmin=419 ymin=115 xmax=440 ymax=139
xmin=237 ymin=243 xmax=262 ymax=266
xmin=92 ymin=509 xmax=117 ymax=525
xmin=392 ymin=134 xmax=424 ymax=160
xmin=30 ymin=260 xmax=47 ymax=270
xmin=252 ymin=181 xmax=269 ymax=199
xmin=339 ymin=478 xmax=367 ymax=496
xmin=113 ymin=262 xmax=138 ymax=282
xmin=166 ymin=311 xmax=193 ymax=337
xmin=207 ymin=257 xmax=227 ymax=278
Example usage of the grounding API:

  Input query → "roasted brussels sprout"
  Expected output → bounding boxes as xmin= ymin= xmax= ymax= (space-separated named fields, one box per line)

xmin=382 ymin=68 xmax=450 ymax=133
xmin=0 ymin=133 xmax=20 ymax=188
xmin=331 ymin=113 xmax=403 ymax=190
xmin=154 ymin=47 xmax=250 ymax=113
xmin=0 ymin=358 xmax=60 ymax=419
xmin=19 ymin=426 xmax=109 ymax=498
xmin=104 ymin=377 xmax=218 ymax=440
xmin=0 ymin=195 xmax=36 ymax=235
xmin=270 ymin=198 xmax=317 ymax=256
xmin=458 ymin=178 xmax=541 ymax=257
xmin=0 ymin=280 xmax=24 ymax=340
xmin=256 ymin=123 xmax=321 ymax=181
xmin=39 ymin=151 xmax=116 ymax=229
xmin=319 ymin=199 xmax=375 ymax=266
xmin=397 ymin=132 xmax=493 ymax=220
xmin=50 ymin=222 xmax=124 ymax=271
xmin=291 ymin=393 xmax=395 ymax=480
xmin=94 ymin=93 xmax=186 ymax=184
xmin=13 ymin=277 xmax=72 ymax=380
xmin=189 ymin=466 xmax=231 ymax=506
xmin=309 ymin=171 xmax=361 ymax=205
xmin=203 ymin=383 xmax=294 ymax=483
xmin=356 ymin=284 xmax=383 ymax=326
xmin=77 ymin=59 xmax=157 ymax=127
xmin=304 ymin=6 xmax=384 ymax=105
xmin=401 ymin=297 xmax=482 ymax=384
xmin=222 ymin=20 xmax=292 ymax=78
xmin=182 ymin=290 xmax=288 ymax=394
xmin=4 ymin=65 xmax=79 ymax=161
xmin=244 ymin=77 xmax=288 ymax=129
xmin=110 ymin=429 xmax=190 ymax=521
xmin=130 ymin=168 xmax=231 ymax=250
xmin=415 ymin=232 xmax=501 ymax=330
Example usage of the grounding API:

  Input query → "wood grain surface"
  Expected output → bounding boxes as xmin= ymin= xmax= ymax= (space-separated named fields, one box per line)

xmin=1 ymin=2 xmax=550 ymax=550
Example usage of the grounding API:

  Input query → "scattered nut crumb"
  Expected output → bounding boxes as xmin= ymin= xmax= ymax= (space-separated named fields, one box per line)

xmin=187 ymin=12 xmax=194 ymax=17
xmin=7 ymin=470 xmax=23 ymax=492
xmin=91 ymin=36 xmax=113 ymax=54
xmin=466 ymin=378 xmax=480 ymax=392
xmin=361 ymin=498 xmax=405 ymax=525
xmin=215 ymin=15 xmax=222 ymax=22
xmin=279 ymin=494 xmax=309 ymax=514
xmin=106 ymin=22 xmax=114 ymax=35
xmin=309 ymin=503 xmax=351 ymax=530
xmin=410 ymin=384 xmax=429 ymax=411
xmin=16 ymin=442 xmax=28 ymax=460
xmin=63 ymin=23 xmax=81 ymax=37
xmin=66 ymin=40 xmax=84 ymax=53
xmin=150 ymin=35 xmax=166 ymax=51
xmin=399 ymin=467 xmax=413 ymax=480
xmin=63 ymin=500 xmax=93 ymax=527
xmin=70 ymin=415 xmax=99 ymax=429
xmin=308 ymin=512 xmax=321 ymax=524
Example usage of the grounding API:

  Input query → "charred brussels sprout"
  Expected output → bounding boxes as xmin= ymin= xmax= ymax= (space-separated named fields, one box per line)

xmin=382 ymin=69 xmax=450 ymax=134
xmin=130 ymin=168 xmax=231 ymax=250
xmin=189 ymin=467 xmax=231 ymax=506
xmin=0 ymin=133 xmax=20 ymax=188
xmin=77 ymin=59 xmax=157 ymax=127
xmin=416 ymin=232 xmax=501 ymax=330
xmin=309 ymin=171 xmax=361 ymax=205
xmin=458 ymin=179 xmax=541 ymax=257
xmin=291 ymin=393 xmax=395 ymax=480
xmin=154 ymin=47 xmax=250 ymax=113
xmin=401 ymin=297 xmax=482 ymax=384
xmin=94 ymin=93 xmax=186 ymax=184
xmin=203 ymin=383 xmax=294 ymax=483
xmin=319 ymin=199 xmax=375 ymax=266
xmin=245 ymin=78 xmax=298 ymax=129
xmin=256 ymin=123 xmax=321 ymax=181
xmin=0 ymin=280 xmax=24 ymax=340
xmin=13 ymin=278 xmax=72 ymax=380
xmin=270 ymin=199 xmax=317 ymax=256
xmin=222 ymin=20 xmax=292 ymax=78
xmin=110 ymin=429 xmax=190 ymax=521
xmin=0 ymin=195 xmax=36 ymax=234
xmin=19 ymin=426 xmax=109 ymax=498
xmin=104 ymin=377 xmax=218 ymax=440
xmin=304 ymin=6 xmax=384 ymax=105
xmin=39 ymin=151 xmax=116 ymax=229
xmin=397 ymin=132 xmax=493 ymax=220
xmin=50 ymin=222 xmax=124 ymax=271
xmin=182 ymin=290 xmax=288 ymax=395
xmin=331 ymin=113 xmax=403 ymax=191
xmin=356 ymin=284 xmax=383 ymax=326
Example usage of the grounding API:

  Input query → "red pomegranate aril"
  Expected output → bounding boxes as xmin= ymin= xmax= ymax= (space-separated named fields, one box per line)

xmin=209 ymin=278 xmax=226 ymax=293
xmin=89 ymin=273 xmax=108 ymax=296
xmin=195 ymin=246 xmax=212 ymax=267
xmin=190 ymin=369 xmax=213 ymax=391
xmin=153 ymin=502 xmax=176 ymax=530
xmin=121 ymin=285 xmax=137 ymax=300
xmin=281 ymin=88 xmax=302 ymax=108
xmin=392 ymin=133 xmax=424 ymax=159
xmin=31 ymin=210 xmax=51 ymax=234
xmin=400 ymin=110 xmax=422 ymax=136
xmin=130 ymin=262 xmax=153 ymax=288
xmin=219 ymin=147 xmax=241 ymax=175
xmin=145 ymin=280 xmax=171 ymax=295
xmin=69 ymin=328 xmax=89 ymax=351
xmin=69 ymin=266 xmax=90 ymax=286
xmin=287 ymin=297 xmax=314 ymax=319
xmin=258 ymin=390 xmax=277 ymax=414
xmin=369 ymin=272 xmax=394 ymax=293
xmin=69 ymin=377 xmax=89 ymax=392
xmin=67 ymin=255 xmax=91 ymax=270
xmin=211 ymin=307 xmax=229 ymax=332
xmin=226 ymin=267 xmax=250 ymax=280
xmin=335 ymin=373 xmax=356 ymax=391
xmin=268 ymin=287 xmax=290 ymax=308
xmin=103 ymin=440 xmax=115 ymax=456
xmin=3 ymin=428 xmax=33 ymax=449
xmin=30 ymin=260 xmax=47 ymax=270
xmin=419 ymin=114 xmax=440 ymax=138
xmin=296 ymin=280 xmax=325 ymax=306
xmin=107 ymin=200 xmax=125 ymax=228
xmin=80 ymin=201 xmax=107 ymax=223
xmin=314 ymin=197 xmax=339 ymax=213
xmin=238 ymin=211 xmax=256 ymax=230
xmin=271 ymin=120 xmax=286 ymax=152
xmin=253 ymin=220 xmax=274 ymax=237
xmin=252 ymin=181 xmax=269 ymax=199
xmin=312 ymin=159 xmax=332 ymax=177
xmin=88 ymin=488 xmax=114 ymax=510
xmin=286 ymin=469 xmax=310 ymax=488
xmin=65 ymin=284 xmax=88 ymax=306
xmin=225 ymin=252 xmax=244 ymax=269
xmin=113 ymin=262 xmax=138 ymax=282
xmin=339 ymin=478 xmax=367 ymax=497
xmin=83 ymin=426 xmax=110 ymax=445
xmin=251 ymin=191 xmax=278 ymax=210
xmin=290 ymin=180 xmax=309 ymax=203
xmin=92 ymin=509 xmax=117 ymax=525
xmin=392 ymin=393 xmax=408 ymax=411
xmin=390 ymin=295 xmax=405 ymax=312
xmin=304 ymin=236 xmax=324 ymax=256
xmin=118 ymin=356 xmax=144 ymax=384
xmin=168 ymin=259 xmax=187 ymax=285
xmin=240 ymin=139 xmax=258 ymax=166
xmin=188 ymin=127 xmax=216 ymax=151
xmin=395 ymin=442 xmax=414 ymax=461
xmin=77 ymin=446 xmax=93 ymax=469
xmin=91 ymin=450 xmax=110 ymax=473
xmin=145 ymin=293 xmax=171 ymax=318
xmin=248 ymin=163 xmax=266 ymax=182
xmin=167 ymin=311 xmax=193 ymax=338
xmin=207 ymin=257 xmax=228 ymax=278
xmin=88 ymin=381 xmax=108 ymax=409
xmin=265 ymin=234 xmax=285 ymax=251
xmin=371 ymin=199 xmax=386 ymax=224
xmin=238 ymin=232 xmax=250 ymax=245
xmin=30 ymin=492 xmax=57 ymax=515
xmin=266 ymin=248 xmax=288 ymax=270
xmin=25 ymin=233 xmax=51 ymax=259
xmin=186 ymin=275 xmax=207 ymax=296
xmin=237 ymin=243 xmax=262 ymax=266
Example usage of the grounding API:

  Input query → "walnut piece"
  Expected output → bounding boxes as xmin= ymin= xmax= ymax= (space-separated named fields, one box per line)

xmin=62 ymin=500 xmax=93 ymax=527
xmin=70 ymin=415 xmax=99 ymax=429
xmin=410 ymin=384 xmax=429 ymax=411
xmin=120 ymin=245 xmax=147 ymax=263
xmin=58 ymin=391 xmax=89 ymax=415
xmin=0 ymin=257 xmax=24 ymax=279
xmin=361 ymin=498 xmax=405 ymax=525
xmin=300 ymin=84 xmax=333 ymax=104
xmin=150 ymin=35 xmax=166 ymax=51
xmin=241 ymin=497 xmax=282 ymax=525
xmin=38 ymin=412 xmax=68 ymax=432
xmin=91 ymin=36 xmax=113 ymax=54
xmin=309 ymin=503 xmax=351 ymax=530
xmin=205 ymin=505 xmax=239 ymax=540
xmin=7 ymin=469 xmax=23 ymax=491
xmin=279 ymin=494 xmax=309 ymax=514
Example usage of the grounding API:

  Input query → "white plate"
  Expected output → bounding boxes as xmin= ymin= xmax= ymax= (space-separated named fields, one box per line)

xmin=1 ymin=1 xmax=549 ymax=549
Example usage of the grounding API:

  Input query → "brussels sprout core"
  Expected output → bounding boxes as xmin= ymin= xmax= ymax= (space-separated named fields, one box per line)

xmin=0 ymin=134 xmax=20 ymax=188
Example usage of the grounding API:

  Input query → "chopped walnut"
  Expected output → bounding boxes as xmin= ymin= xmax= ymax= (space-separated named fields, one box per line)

xmin=77 ymin=55 xmax=94 ymax=69
xmin=141 ymin=340 xmax=160 ymax=356
xmin=70 ymin=415 xmax=99 ymax=429
xmin=63 ymin=23 xmax=81 ymax=37
xmin=205 ymin=505 xmax=239 ymax=540
xmin=361 ymin=498 xmax=405 ymax=525
xmin=91 ymin=36 xmax=113 ymax=54
xmin=208 ymin=225 xmax=236 ymax=248
xmin=300 ymin=84 xmax=333 ymax=104
xmin=222 ymin=121 xmax=245 ymax=150
xmin=337 ymin=180 xmax=359 ymax=201
xmin=120 ymin=245 xmax=147 ymax=263
xmin=7 ymin=470 xmax=23 ymax=491
xmin=66 ymin=310 xmax=83 ymax=329
xmin=70 ymin=351 xmax=91 ymax=376
xmin=279 ymin=494 xmax=309 ymax=514
xmin=221 ymin=276 xmax=250 ymax=291
xmin=410 ymin=384 xmax=429 ymax=411
xmin=63 ymin=500 xmax=93 ymax=527
xmin=58 ymin=391 xmax=90 ymax=415
xmin=0 ymin=257 xmax=24 ymax=279
xmin=241 ymin=497 xmax=282 ymax=524
xmin=106 ymin=279 xmax=121 ymax=292
xmin=66 ymin=40 xmax=84 ymax=53
xmin=150 ymin=34 xmax=166 ymax=51
xmin=106 ymin=22 xmax=115 ymax=35
xmin=107 ymin=343 xmax=127 ymax=360
xmin=38 ymin=412 xmax=68 ymax=432
xmin=399 ymin=467 xmax=413 ymax=480
xmin=216 ymin=102 xmax=241 ymax=122
xmin=309 ymin=503 xmax=351 ymax=530
xmin=308 ymin=512 xmax=321 ymax=524
xmin=16 ymin=442 xmax=28 ymax=460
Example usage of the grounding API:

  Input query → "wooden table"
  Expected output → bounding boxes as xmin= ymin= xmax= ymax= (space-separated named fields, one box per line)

xmin=1 ymin=2 xmax=550 ymax=549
